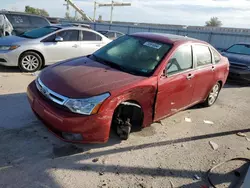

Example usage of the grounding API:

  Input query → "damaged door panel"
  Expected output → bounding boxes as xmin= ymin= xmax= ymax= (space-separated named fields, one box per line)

xmin=154 ymin=44 xmax=195 ymax=121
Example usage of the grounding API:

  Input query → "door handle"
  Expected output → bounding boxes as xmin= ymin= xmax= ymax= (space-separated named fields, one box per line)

xmin=212 ymin=66 xmax=216 ymax=71
xmin=186 ymin=74 xmax=194 ymax=80
xmin=72 ymin=44 xmax=78 ymax=48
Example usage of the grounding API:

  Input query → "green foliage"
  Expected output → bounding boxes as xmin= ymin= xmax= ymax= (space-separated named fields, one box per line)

xmin=205 ymin=17 xmax=222 ymax=27
xmin=25 ymin=6 xmax=49 ymax=17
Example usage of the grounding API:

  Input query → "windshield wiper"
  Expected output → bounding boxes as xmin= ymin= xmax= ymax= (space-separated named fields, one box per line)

xmin=20 ymin=35 xmax=34 ymax=39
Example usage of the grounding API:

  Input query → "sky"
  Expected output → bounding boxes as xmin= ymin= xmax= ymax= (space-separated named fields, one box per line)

xmin=1 ymin=0 xmax=250 ymax=28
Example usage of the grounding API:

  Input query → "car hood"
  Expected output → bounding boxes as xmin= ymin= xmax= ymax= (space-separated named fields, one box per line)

xmin=222 ymin=52 xmax=250 ymax=65
xmin=0 ymin=35 xmax=29 ymax=45
xmin=40 ymin=57 xmax=146 ymax=98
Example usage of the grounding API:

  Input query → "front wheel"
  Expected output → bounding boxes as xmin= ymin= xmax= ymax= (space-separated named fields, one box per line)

xmin=19 ymin=52 xmax=43 ymax=72
xmin=203 ymin=82 xmax=221 ymax=107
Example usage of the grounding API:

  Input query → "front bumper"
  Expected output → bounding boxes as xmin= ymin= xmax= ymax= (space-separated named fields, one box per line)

xmin=27 ymin=81 xmax=112 ymax=143
xmin=228 ymin=68 xmax=250 ymax=82
xmin=0 ymin=50 xmax=19 ymax=66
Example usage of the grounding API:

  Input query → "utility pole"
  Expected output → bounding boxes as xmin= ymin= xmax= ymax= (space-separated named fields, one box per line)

xmin=93 ymin=1 xmax=97 ymax=22
xmin=63 ymin=0 xmax=70 ymax=18
xmin=110 ymin=1 xmax=114 ymax=24
xmin=94 ymin=1 xmax=131 ymax=24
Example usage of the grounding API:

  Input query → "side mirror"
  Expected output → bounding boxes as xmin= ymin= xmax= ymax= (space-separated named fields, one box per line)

xmin=55 ymin=36 xmax=63 ymax=42
xmin=163 ymin=67 xmax=168 ymax=77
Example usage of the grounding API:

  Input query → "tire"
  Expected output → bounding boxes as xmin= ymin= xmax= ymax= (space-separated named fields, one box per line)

xmin=203 ymin=82 xmax=221 ymax=107
xmin=18 ymin=51 xmax=43 ymax=72
xmin=116 ymin=119 xmax=131 ymax=140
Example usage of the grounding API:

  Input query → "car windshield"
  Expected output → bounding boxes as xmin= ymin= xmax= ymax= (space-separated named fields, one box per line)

xmin=226 ymin=44 xmax=250 ymax=55
xmin=91 ymin=35 xmax=172 ymax=76
xmin=20 ymin=26 xmax=60 ymax=39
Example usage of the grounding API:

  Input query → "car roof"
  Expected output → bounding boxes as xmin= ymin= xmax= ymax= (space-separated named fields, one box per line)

xmin=52 ymin=24 xmax=91 ymax=30
xmin=47 ymin=25 xmax=92 ymax=31
xmin=231 ymin=42 xmax=250 ymax=45
xmin=0 ymin=10 xmax=47 ymax=18
xmin=98 ymin=30 xmax=124 ymax=34
xmin=131 ymin=32 xmax=205 ymax=45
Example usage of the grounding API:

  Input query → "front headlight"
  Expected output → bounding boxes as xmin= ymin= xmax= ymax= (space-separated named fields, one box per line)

xmin=64 ymin=93 xmax=110 ymax=115
xmin=0 ymin=45 xmax=20 ymax=50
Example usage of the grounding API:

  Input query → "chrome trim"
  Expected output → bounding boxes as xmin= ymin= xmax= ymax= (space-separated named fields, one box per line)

xmin=36 ymin=77 xmax=69 ymax=105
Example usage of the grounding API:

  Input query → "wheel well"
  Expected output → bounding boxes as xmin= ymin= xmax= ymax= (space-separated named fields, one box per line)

xmin=19 ymin=50 xmax=45 ymax=66
xmin=218 ymin=80 xmax=223 ymax=88
xmin=112 ymin=100 xmax=144 ymax=132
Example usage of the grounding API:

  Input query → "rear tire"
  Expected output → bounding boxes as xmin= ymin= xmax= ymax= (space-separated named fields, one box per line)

xmin=19 ymin=51 xmax=43 ymax=72
xmin=203 ymin=82 xmax=221 ymax=107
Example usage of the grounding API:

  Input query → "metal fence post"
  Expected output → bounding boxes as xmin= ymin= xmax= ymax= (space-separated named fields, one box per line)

xmin=127 ymin=26 xmax=130 ymax=34
xmin=94 ymin=23 xmax=96 ymax=30
xmin=208 ymin=32 xmax=213 ymax=43
xmin=109 ymin=24 xmax=111 ymax=30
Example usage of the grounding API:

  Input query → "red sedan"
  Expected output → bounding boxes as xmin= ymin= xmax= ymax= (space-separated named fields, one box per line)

xmin=27 ymin=33 xmax=229 ymax=143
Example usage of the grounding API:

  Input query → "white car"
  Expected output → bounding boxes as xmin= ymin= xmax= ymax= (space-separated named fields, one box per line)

xmin=0 ymin=25 xmax=111 ymax=72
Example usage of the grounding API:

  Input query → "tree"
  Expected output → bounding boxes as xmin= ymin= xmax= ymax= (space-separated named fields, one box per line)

xmin=65 ymin=12 xmax=77 ymax=21
xmin=25 ymin=6 xmax=49 ymax=17
xmin=205 ymin=17 xmax=222 ymax=27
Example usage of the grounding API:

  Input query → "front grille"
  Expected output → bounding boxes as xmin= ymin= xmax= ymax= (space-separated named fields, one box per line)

xmin=230 ymin=62 xmax=248 ymax=70
xmin=35 ymin=78 xmax=69 ymax=106
xmin=0 ymin=58 xmax=7 ymax=62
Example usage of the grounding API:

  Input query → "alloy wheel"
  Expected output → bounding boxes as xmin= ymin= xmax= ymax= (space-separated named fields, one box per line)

xmin=208 ymin=83 xmax=220 ymax=105
xmin=21 ymin=55 xmax=39 ymax=71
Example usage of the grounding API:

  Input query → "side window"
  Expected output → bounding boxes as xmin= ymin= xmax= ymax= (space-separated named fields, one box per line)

xmin=81 ymin=31 xmax=102 ymax=41
xmin=211 ymin=48 xmax=221 ymax=64
xmin=193 ymin=45 xmax=212 ymax=66
xmin=5 ymin=14 xmax=31 ymax=27
xmin=167 ymin=45 xmax=193 ymax=75
xmin=106 ymin=32 xmax=115 ymax=39
xmin=42 ymin=34 xmax=56 ymax=42
xmin=57 ymin=30 xmax=79 ymax=41
xmin=116 ymin=32 xmax=124 ymax=38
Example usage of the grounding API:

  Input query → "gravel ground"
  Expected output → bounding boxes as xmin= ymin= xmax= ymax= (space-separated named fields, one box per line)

xmin=0 ymin=66 xmax=250 ymax=188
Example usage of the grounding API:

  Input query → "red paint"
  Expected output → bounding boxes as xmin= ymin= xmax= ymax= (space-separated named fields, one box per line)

xmin=27 ymin=33 xmax=229 ymax=143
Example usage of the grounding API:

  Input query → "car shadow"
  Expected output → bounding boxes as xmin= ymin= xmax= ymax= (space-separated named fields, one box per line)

xmin=1 ymin=92 xmax=250 ymax=187
xmin=0 ymin=65 xmax=21 ymax=73
xmin=224 ymin=79 xmax=249 ymax=88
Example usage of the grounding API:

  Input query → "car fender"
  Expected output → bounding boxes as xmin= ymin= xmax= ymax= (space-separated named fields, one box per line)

xmin=98 ymin=77 xmax=158 ymax=128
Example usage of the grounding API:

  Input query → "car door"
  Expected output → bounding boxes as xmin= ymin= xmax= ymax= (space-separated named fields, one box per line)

xmin=79 ymin=30 xmax=106 ymax=55
xmin=42 ymin=29 xmax=82 ymax=64
xmin=190 ymin=44 xmax=215 ymax=104
xmin=154 ymin=44 xmax=196 ymax=121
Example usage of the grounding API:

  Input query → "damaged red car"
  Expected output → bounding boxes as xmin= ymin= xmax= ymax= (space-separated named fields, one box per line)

xmin=27 ymin=33 xmax=229 ymax=143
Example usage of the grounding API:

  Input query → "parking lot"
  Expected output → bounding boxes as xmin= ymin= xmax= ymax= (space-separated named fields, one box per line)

xmin=0 ymin=65 xmax=249 ymax=188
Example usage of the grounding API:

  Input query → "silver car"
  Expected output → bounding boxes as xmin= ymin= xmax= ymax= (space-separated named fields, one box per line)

xmin=0 ymin=25 xmax=111 ymax=72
